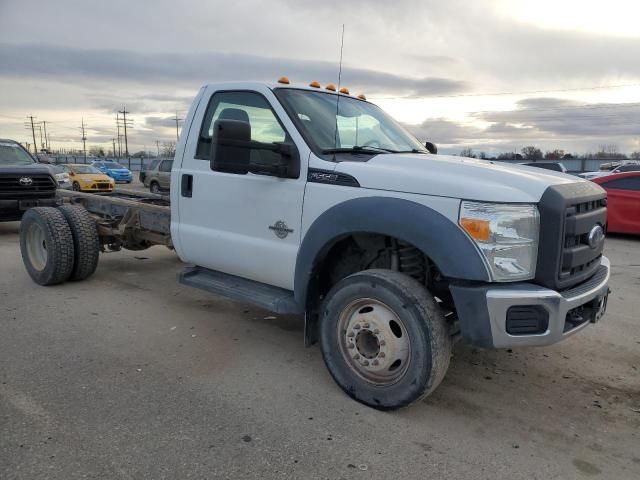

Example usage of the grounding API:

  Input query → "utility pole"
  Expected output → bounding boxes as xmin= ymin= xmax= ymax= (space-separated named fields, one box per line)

xmin=26 ymin=116 xmax=38 ymax=155
xmin=42 ymin=121 xmax=49 ymax=151
xmin=173 ymin=111 xmax=182 ymax=142
xmin=37 ymin=124 xmax=44 ymax=152
xmin=80 ymin=118 xmax=87 ymax=162
xmin=156 ymin=140 xmax=161 ymax=158
xmin=115 ymin=113 xmax=121 ymax=158
xmin=112 ymin=138 xmax=116 ymax=158
xmin=118 ymin=107 xmax=133 ymax=158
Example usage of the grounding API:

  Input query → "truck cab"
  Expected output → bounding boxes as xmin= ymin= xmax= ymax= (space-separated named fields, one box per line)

xmin=168 ymin=80 xmax=610 ymax=409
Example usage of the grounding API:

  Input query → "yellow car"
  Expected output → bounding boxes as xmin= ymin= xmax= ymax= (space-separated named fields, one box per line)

xmin=60 ymin=164 xmax=115 ymax=193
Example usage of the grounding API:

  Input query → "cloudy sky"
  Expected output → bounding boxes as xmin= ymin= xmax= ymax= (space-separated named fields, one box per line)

xmin=1 ymin=0 xmax=639 ymax=156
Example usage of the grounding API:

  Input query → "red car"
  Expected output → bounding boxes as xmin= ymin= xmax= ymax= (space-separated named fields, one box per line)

xmin=592 ymin=172 xmax=640 ymax=234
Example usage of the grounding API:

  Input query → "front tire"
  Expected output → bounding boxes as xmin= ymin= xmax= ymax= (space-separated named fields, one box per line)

xmin=150 ymin=181 xmax=160 ymax=194
xmin=72 ymin=182 xmax=81 ymax=191
xmin=20 ymin=207 xmax=75 ymax=285
xmin=319 ymin=269 xmax=452 ymax=410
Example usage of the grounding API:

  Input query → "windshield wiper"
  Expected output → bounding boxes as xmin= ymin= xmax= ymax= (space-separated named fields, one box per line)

xmin=394 ymin=149 xmax=428 ymax=154
xmin=322 ymin=145 xmax=397 ymax=155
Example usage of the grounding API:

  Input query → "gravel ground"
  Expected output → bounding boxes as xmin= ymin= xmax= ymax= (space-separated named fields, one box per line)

xmin=0 ymin=220 xmax=638 ymax=479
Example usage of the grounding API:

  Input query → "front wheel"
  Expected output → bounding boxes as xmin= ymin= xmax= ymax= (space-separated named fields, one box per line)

xmin=72 ymin=182 xmax=81 ymax=191
xmin=150 ymin=181 xmax=160 ymax=194
xmin=319 ymin=269 xmax=452 ymax=410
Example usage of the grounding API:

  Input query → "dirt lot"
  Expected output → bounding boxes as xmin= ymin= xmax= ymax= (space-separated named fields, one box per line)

xmin=1 ymin=220 xmax=639 ymax=479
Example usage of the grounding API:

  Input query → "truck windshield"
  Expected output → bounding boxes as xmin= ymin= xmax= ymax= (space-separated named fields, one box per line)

xmin=0 ymin=142 xmax=35 ymax=166
xmin=275 ymin=89 xmax=427 ymax=157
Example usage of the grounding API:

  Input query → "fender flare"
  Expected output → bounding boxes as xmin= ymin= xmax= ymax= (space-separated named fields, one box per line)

xmin=294 ymin=196 xmax=490 ymax=306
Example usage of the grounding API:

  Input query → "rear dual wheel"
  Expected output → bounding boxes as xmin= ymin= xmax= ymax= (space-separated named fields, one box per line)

xmin=319 ymin=269 xmax=452 ymax=410
xmin=20 ymin=206 xmax=99 ymax=285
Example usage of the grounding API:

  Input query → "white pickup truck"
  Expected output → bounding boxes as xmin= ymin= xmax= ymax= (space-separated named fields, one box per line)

xmin=19 ymin=80 xmax=611 ymax=410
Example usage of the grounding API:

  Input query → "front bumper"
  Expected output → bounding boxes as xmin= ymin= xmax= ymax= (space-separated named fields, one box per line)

xmin=450 ymin=256 xmax=610 ymax=348
xmin=0 ymin=197 xmax=62 ymax=220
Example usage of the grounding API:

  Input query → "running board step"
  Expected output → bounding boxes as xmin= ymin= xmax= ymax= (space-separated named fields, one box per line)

xmin=178 ymin=266 xmax=303 ymax=315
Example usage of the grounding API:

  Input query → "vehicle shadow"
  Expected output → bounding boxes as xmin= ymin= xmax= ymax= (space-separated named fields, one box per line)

xmin=0 ymin=221 xmax=20 ymax=235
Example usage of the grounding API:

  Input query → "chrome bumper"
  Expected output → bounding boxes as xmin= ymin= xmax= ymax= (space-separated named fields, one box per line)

xmin=450 ymin=256 xmax=611 ymax=348
xmin=486 ymin=256 xmax=610 ymax=347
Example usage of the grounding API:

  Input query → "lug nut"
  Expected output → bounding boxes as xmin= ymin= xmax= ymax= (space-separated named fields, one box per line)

xmin=347 ymin=331 xmax=355 ymax=337
xmin=353 ymin=354 xmax=360 ymax=360
xmin=362 ymin=360 xmax=369 ymax=366
xmin=354 ymin=324 xmax=361 ymax=330
xmin=363 ymin=323 xmax=370 ymax=328
xmin=373 ymin=329 xmax=379 ymax=334
xmin=372 ymin=360 xmax=379 ymax=366
xmin=379 ymin=340 xmax=386 ymax=346
xmin=379 ymin=352 xmax=386 ymax=358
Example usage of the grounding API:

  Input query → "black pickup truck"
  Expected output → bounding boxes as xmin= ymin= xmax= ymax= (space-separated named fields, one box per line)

xmin=0 ymin=139 xmax=59 ymax=222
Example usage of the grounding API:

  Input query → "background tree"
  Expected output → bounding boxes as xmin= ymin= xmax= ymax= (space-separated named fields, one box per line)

xmin=459 ymin=148 xmax=476 ymax=158
xmin=88 ymin=146 xmax=105 ymax=157
xmin=544 ymin=149 xmax=565 ymax=160
xmin=630 ymin=151 xmax=640 ymax=160
xmin=521 ymin=146 xmax=543 ymax=161
xmin=161 ymin=141 xmax=176 ymax=158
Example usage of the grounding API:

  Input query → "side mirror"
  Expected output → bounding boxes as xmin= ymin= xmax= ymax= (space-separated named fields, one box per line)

xmin=425 ymin=142 xmax=438 ymax=154
xmin=210 ymin=118 xmax=300 ymax=178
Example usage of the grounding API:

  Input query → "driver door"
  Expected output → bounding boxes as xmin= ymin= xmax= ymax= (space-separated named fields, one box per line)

xmin=176 ymin=87 xmax=308 ymax=290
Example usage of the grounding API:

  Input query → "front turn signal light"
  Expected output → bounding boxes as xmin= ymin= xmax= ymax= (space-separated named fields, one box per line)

xmin=460 ymin=218 xmax=491 ymax=242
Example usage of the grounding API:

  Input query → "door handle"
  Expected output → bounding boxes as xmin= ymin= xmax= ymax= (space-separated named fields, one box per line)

xmin=181 ymin=174 xmax=193 ymax=197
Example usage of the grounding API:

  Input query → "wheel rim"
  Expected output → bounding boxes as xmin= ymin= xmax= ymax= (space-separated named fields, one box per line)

xmin=26 ymin=222 xmax=48 ymax=271
xmin=73 ymin=182 xmax=80 ymax=191
xmin=337 ymin=298 xmax=411 ymax=385
xmin=151 ymin=183 xmax=158 ymax=193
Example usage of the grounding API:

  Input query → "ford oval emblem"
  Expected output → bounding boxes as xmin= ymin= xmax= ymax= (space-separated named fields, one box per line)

xmin=587 ymin=225 xmax=605 ymax=249
xmin=19 ymin=177 xmax=33 ymax=186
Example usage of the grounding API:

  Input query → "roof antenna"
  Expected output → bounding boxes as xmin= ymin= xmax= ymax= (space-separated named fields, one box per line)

xmin=333 ymin=24 xmax=345 ymax=152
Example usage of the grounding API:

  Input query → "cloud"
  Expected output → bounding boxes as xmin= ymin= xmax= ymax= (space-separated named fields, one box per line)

xmin=0 ymin=43 xmax=468 ymax=98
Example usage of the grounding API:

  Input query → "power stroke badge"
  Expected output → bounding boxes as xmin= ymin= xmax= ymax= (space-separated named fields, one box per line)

xmin=269 ymin=220 xmax=294 ymax=239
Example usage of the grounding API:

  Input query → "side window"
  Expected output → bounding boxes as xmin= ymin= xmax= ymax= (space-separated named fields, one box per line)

xmin=619 ymin=165 xmax=640 ymax=172
xmin=195 ymin=91 xmax=288 ymax=159
xmin=601 ymin=177 xmax=640 ymax=191
xmin=159 ymin=160 xmax=173 ymax=172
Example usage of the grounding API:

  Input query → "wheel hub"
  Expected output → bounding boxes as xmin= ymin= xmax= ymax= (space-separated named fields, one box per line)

xmin=338 ymin=298 xmax=411 ymax=385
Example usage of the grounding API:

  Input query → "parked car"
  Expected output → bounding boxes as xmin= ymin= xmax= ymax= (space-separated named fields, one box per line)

xmin=143 ymin=159 xmax=172 ymax=193
xmin=592 ymin=172 xmax=640 ymax=234
xmin=0 ymin=138 xmax=59 ymax=221
xmin=139 ymin=158 xmax=162 ymax=183
xmin=47 ymin=164 xmax=72 ymax=190
xmin=59 ymin=164 xmax=115 ymax=192
xmin=521 ymin=161 xmax=567 ymax=173
xmin=579 ymin=162 xmax=640 ymax=180
xmin=92 ymin=161 xmax=133 ymax=183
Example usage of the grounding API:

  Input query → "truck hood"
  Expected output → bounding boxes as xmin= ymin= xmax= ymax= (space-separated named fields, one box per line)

xmin=0 ymin=163 xmax=54 ymax=176
xmin=335 ymin=154 xmax=583 ymax=203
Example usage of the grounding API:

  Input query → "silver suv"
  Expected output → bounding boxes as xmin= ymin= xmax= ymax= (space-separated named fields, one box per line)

xmin=143 ymin=159 xmax=172 ymax=193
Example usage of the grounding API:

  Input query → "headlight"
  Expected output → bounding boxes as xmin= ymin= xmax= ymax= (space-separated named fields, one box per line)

xmin=54 ymin=173 xmax=69 ymax=183
xmin=459 ymin=201 xmax=539 ymax=282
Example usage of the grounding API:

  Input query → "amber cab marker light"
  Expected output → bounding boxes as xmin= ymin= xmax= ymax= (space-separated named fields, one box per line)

xmin=309 ymin=81 xmax=321 ymax=88
xmin=325 ymin=83 xmax=337 ymax=91
xmin=277 ymin=76 xmax=290 ymax=84
xmin=460 ymin=218 xmax=491 ymax=242
xmin=339 ymin=87 xmax=350 ymax=94
xmin=357 ymin=94 xmax=367 ymax=100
